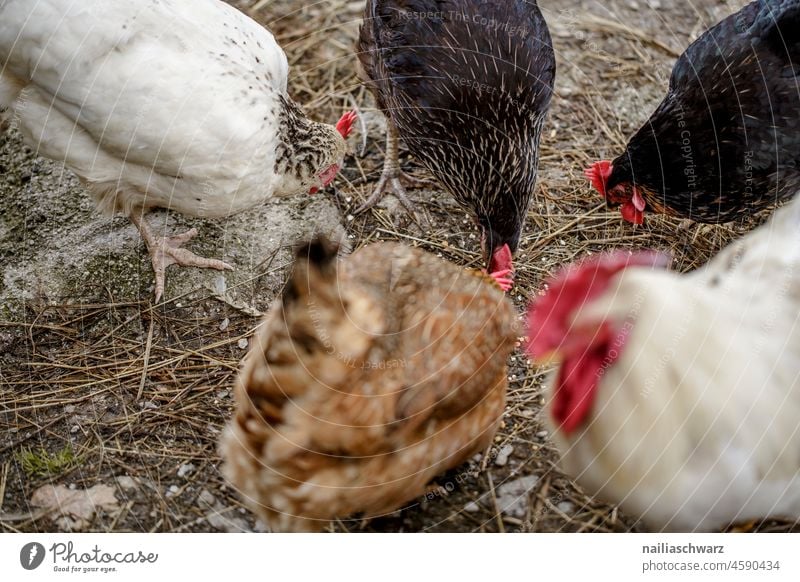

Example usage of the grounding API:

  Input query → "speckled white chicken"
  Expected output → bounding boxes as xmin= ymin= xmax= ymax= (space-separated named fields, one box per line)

xmin=0 ymin=0 xmax=355 ymax=300
xmin=527 ymin=196 xmax=800 ymax=532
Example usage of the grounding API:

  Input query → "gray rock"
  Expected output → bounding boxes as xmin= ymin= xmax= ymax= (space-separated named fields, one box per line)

xmin=206 ymin=510 xmax=250 ymax=533
xmin=494 ymin=444 xmax=514 ymax=467
xmin=494 ymin=475 xmax=540 ymax=518
xmin=177 ymin=463 xmax=196 ymax=479
xmin=198 ymin=490 xmax=217 ymax=508
xmin=557 ymin=501 xmax=575 ymax=515
xmin=115 ymin=476 xmax=139 ymax=492
xmin=464 ymin=501 xmax=480 ymax=513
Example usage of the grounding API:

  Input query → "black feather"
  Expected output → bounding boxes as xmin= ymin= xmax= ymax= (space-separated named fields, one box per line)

xmin=358 ymin=0 xmax=555 ymax=258
xmin=608 ymin=0 xmax=800 ymax=223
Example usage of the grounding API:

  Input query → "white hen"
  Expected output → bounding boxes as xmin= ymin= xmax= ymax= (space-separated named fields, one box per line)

xmin=0 ymin=0 xmax=355 ymax=300
xmin=526 ymin=196 xmax=800 ymax=531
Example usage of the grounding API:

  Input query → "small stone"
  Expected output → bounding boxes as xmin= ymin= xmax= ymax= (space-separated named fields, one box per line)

xmin=218 ymin=317 xmax=230 ymax=332
xmin=64 ymin=405 xmax=76 ymax=414
xmin=206 ymin=511 xmax=249 ymax=533
xmin=213 ymin=276 xmax=227 ymax=295
xmin=557 ymin=501 xmax=575 ymax=514
xmin=495 ymin=475 xmax=540 ymax=518
xmin=116 ymin=476 xmax=138 ymax=492
xmin=70 ymin=425 xmax=80 ymax=434
xmin=494 ymin=444 xmax=514 ymax=467
xmin=177 ymin=463 xmax=196 ymax=478
xmin=237 ymin=338 xmax=249 ymax=350
xmin=464 ymin=501 xmax=480 ymax=513
xmin=198 ymin=490 xmax=217 ymax=507
xmin=536 ymin=430 xmax=549 ymax=438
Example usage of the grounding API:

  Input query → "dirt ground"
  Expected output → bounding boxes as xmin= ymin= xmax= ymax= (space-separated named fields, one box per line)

xmin=1 ymin=0 xmax=798 ymax=533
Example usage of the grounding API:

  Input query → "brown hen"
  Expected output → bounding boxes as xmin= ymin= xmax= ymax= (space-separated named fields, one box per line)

xmin=220 ymin=238 xmax=517 ymax=532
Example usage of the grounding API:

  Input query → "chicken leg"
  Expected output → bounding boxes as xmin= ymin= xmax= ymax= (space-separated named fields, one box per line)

xmin=129 ymin=211 xmax=233 ymax=302
xmin=356 ymin=122 xmax=433 ymax=215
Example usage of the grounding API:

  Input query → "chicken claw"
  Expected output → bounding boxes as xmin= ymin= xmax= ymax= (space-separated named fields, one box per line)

xmin=356 ymin=123 xmax=433 ymax=218
xmin=130 ymin=212 xmax=233 ymax=302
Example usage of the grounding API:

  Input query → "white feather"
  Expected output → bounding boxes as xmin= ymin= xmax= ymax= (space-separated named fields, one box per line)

xmin=550 ymin=196 xmax=800 ymax=531
xmin=0 ymin=0 xmax=293 ymax=217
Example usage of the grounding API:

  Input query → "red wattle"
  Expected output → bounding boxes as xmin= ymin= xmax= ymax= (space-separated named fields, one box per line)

xmin=632 ymin=186 xmax=646 ymax=212
xmin=552 ymin=351 xmax=603 ymax=434
xmin=620 ymin=201 xmax=645 ymax=225
xmin=552 ymin=324 xmax=631 ymax=435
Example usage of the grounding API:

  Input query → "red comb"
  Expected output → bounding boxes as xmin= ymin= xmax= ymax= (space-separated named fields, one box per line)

xmin=584 ymin=160 xmax=613 ymax=197
xmin=525 ymin=250 xmax=670 ymax=358
xmin=336 ymin=110 xmax=357 ymax=139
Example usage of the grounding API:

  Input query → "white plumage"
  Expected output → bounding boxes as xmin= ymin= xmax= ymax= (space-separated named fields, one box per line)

xmin=0 ymin=0 xmax=352 ymax=299
xmin=529 ymin=196 xmax=800 ymax=531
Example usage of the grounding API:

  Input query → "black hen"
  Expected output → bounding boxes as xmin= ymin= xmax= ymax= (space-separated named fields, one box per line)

xmin=358 ymin=0 xmax=555 ymax=284
xmin=587 ymin=0 xmax=800 ymax=225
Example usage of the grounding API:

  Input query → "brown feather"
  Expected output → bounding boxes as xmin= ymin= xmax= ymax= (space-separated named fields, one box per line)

xmin=220 ymin=239 xmax=517 ymax=531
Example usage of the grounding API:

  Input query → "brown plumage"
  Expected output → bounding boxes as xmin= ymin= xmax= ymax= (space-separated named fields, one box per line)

xmin=220 ymin=237 xmax=517 ymax=532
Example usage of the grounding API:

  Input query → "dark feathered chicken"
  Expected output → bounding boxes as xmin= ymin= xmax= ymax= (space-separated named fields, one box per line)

xmin=357 ymin=0 xmax=555 ymax=284
xmin=587 ymin=0 xmax=800 ymax=225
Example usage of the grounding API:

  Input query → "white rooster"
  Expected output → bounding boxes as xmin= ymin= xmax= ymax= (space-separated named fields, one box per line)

xmin=0 ymin=0 xmax=356 ymax=300
xmin=526 ymin=196 xmax=800 ymax=531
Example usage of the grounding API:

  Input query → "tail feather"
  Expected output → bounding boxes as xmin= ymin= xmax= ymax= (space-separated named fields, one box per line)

xmin=282 ymin=236 xmax=340 ymax=304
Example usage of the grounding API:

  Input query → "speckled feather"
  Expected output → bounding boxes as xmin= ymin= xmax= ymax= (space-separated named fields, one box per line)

xmin=607 ymin=0 xmax=800 ymax=223
xmin=0 ymin=0 xmax=346 ymax=218
xmin=358 ymin=0 xmax=555 ymax=254
xmin=220 ymin=239 xmax=517 ymax=532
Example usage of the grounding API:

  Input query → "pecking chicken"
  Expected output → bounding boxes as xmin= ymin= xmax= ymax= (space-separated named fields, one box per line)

xmin=526 ymin=195 xmax=800 ymax=532
xmin=220 ymin=237 xmax=517 ymax=532
xmin=0 ymin=0 xmax=356 ymax=300
xmin=357 ymin=0 xmax=555 ymax=288
xmin=586 ymin=0 xmax=800 ymax=225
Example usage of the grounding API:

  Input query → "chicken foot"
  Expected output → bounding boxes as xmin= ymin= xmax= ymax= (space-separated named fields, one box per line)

xmin=356 ymin=122 xmax=433 ymax=216
xmin=130 ymin=211 xmax=233 ymax=302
